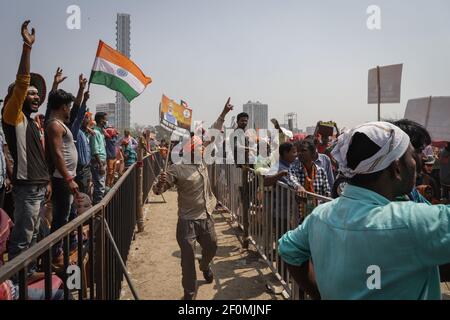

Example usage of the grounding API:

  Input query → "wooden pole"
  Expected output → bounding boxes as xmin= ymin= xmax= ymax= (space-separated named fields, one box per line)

xmin=163 ymin=139 xmax=172 ymax=172
xmin=377 ymin=66 xmax=381 ymax=121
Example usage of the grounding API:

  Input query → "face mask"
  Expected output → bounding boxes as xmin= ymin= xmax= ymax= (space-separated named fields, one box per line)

xmin=103 ymin=121 xmax=109 ymax=128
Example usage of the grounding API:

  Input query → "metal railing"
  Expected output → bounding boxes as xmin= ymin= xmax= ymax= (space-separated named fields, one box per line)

xmin=210 ymin=164 xmax=332 ymax=300
xmin=142 ymin=152 xmax=163 ymax=203
xmin=0 ymin=153 xmax=158 ymax=300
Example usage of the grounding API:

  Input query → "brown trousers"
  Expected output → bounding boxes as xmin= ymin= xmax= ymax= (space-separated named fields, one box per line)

xmin=176 ymin=216 xmax=218 ymax=295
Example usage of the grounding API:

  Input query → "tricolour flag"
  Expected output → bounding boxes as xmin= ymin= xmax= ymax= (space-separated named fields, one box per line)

xmin=89 ymin=40 xmax=152 ymax=102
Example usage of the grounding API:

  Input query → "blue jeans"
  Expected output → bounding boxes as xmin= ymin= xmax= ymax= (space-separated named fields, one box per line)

xmin=91 ymin=163 xmax=106 ymax=205
xmin=8 ymin=184 xmax=47 ymax=261
xmin=51 ymin=177 xmax=74 ymax=255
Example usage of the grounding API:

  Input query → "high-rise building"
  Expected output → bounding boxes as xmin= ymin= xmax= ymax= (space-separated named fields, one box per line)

xmin=116 ymin=13 xmax=131 ymax=133
xmin=96 ymin=103 xmax=116 ymax=127
xmin=243 ymin=101 xmax=268 ymax=130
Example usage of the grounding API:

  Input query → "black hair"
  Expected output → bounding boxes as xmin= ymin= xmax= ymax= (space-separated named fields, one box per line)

xmin=346 ymin=132 xmax=410 ymax=186
xmin=95 ymin=112 xmax=107 ymax=124
xmin=279 ymin=142 xmax=294 ymax=157
xmin=297 ymin=138 xmax=316 ymax=154
xmin=346 ymin=132 xmax=384 ymax=185
xmin=237 ymin=112 xmax=249 ymax=121
xmin=392 ymin=119 xmax=431 ymax=152
xmin=48 ymin=89 xmax=75 ymax=111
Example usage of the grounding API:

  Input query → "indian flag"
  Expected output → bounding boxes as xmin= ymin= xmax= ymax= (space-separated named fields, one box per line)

xmin=89 ymin=40 xmax=152 ymax=102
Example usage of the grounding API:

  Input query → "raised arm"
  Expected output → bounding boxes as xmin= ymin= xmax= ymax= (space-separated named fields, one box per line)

xmin=71 ymin=91 xmax=89 ymax=138
xmin=204 ymin=97 xmax=233 ymax=148
xmin=74 ymin=74 xmax=87 ymax=108
xmin=3 ymin=20 xmax=34 ymax=126
xmin=70 ymin=74 xmax=87 ymax=126
xmin=51 ymin=67 xmax=67 ymax=92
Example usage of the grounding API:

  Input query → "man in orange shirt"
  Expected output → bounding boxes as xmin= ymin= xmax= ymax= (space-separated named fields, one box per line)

xmin=2 ymin=21 xmax=51 ymax=272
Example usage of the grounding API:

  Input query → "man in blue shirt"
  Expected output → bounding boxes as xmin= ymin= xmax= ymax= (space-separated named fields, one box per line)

xmin=278 ymin=121 xmax=450 ymax=300
xmin=264 ymin=142 xmax=297 ymax=186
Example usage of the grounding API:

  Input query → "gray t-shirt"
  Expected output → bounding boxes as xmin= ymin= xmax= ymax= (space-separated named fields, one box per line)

xmin=51 ymin=119 xmax=78 ymax=179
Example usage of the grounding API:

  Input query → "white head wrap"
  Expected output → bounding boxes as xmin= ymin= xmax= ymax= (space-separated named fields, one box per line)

xmin=331 ymin=121 xmax=410 ymax=178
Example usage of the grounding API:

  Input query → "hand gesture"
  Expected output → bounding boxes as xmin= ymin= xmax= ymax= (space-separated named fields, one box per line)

xmin=54 ymin=67 xmax=67 ymax=85
xmin=21 ymin=20 xmax=35 ymax=47
xmin=79 ymin=74 xmax=88 ymax=91
xmin=223 ymin=97 xmax=233 ymax=114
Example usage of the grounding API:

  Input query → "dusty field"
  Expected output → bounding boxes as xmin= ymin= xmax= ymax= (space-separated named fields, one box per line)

xmin=120 ymin=191 xmax=284 ymax=300
xmin=120 ymin=191 xmax=450 ymax=300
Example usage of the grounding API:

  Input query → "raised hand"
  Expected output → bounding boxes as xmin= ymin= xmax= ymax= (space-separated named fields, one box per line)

xmin=223 ymin=97 xmax=234 ymax=114
xmin=21 ymin=20 xmax=35 ymax=47
xmin=79 ymin=74 xmax=88 ymax=91
xmin=54 ymin=67 xmax=67 ymax=85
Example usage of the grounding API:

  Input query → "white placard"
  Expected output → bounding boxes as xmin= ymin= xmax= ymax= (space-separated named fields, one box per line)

xmin=404 ymin=96 xmax=450 ymax=142
xmin=368 ymin=64 xmax=403 ymax=104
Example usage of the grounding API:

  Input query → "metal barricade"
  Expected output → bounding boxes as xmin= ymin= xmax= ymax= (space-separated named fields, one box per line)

xmin=0 ymin=154 xmax=159 ymax=300
xmin=210 ymin=164 xmax=332 ymax=299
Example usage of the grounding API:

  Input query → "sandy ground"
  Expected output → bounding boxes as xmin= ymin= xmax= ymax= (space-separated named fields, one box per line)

xmin=120 ymin=191 xmax=284 ymax=300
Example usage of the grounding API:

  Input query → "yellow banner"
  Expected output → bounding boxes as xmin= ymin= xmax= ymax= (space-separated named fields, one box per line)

xmin=160 ymin=94 xmax=192 ymax=132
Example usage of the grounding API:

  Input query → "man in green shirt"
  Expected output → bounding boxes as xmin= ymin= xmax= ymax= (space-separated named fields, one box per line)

xmin=90 ymin=112 xmax=107 ymax=204
xmin=279 ymin=121 xmax=450 ymax=300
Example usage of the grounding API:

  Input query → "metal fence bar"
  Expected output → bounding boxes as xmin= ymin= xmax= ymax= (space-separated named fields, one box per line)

xmin=208 ymin=164 xmax=331 ymax=300
xmin=0 ymin=154 xmax=159 ymax=300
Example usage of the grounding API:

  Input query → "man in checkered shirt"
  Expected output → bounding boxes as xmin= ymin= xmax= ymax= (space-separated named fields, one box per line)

xmin=287 ymin=138 xmax=331 ymax=197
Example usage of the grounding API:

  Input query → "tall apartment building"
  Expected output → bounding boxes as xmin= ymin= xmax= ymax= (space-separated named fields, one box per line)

xmin=96 ymin=103 xmax=116 ymax=127
xmin=243 ymin=101 xmax=268 ymax=130
xmin=115 ymin=13 xmax=131 ymax=133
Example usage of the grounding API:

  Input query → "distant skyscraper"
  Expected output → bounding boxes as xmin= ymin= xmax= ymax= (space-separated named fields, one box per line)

xmin=96 ymin=103 xmax=116 ymax=127
xmin=116 ymin=13 xmax=131 ymax=133
xmin=243 ymin=101 xmax=268 ymax=130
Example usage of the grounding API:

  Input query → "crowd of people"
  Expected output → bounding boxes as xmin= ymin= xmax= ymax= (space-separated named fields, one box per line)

xmin=2 ymin=20 xmax=450 ymax=301
xmin=0 ymin=21 xmax=165 ymax=300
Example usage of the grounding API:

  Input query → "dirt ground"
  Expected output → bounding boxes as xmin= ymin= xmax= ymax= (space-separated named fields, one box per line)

xmin=120 ymin=191 xmax=450 ymax=300
xmin=120 ymin=191 xmax=285 ymax=300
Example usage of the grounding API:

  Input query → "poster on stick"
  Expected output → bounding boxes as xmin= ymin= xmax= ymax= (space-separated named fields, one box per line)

xmin=404 ymin=96 xmax=450 ymax=142
xmin=159 ymin=94 xmax=192 ymax=136
xmin=368 ymin=63 xmax=403 ymax=104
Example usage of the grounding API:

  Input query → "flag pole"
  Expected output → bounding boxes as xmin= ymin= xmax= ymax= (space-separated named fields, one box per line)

xmin=163 ymin=139 xmax=172 ymax=172
xmin=87 ymin=40 xmax=101 ymax=92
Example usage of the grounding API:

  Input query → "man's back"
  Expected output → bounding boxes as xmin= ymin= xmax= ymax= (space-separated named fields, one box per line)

xmin=279 ymin=184 xmax=450 ymax=299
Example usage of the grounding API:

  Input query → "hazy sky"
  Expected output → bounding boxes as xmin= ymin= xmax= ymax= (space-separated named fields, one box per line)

xmin=1 ymin=0 xmax=450 ymax=130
